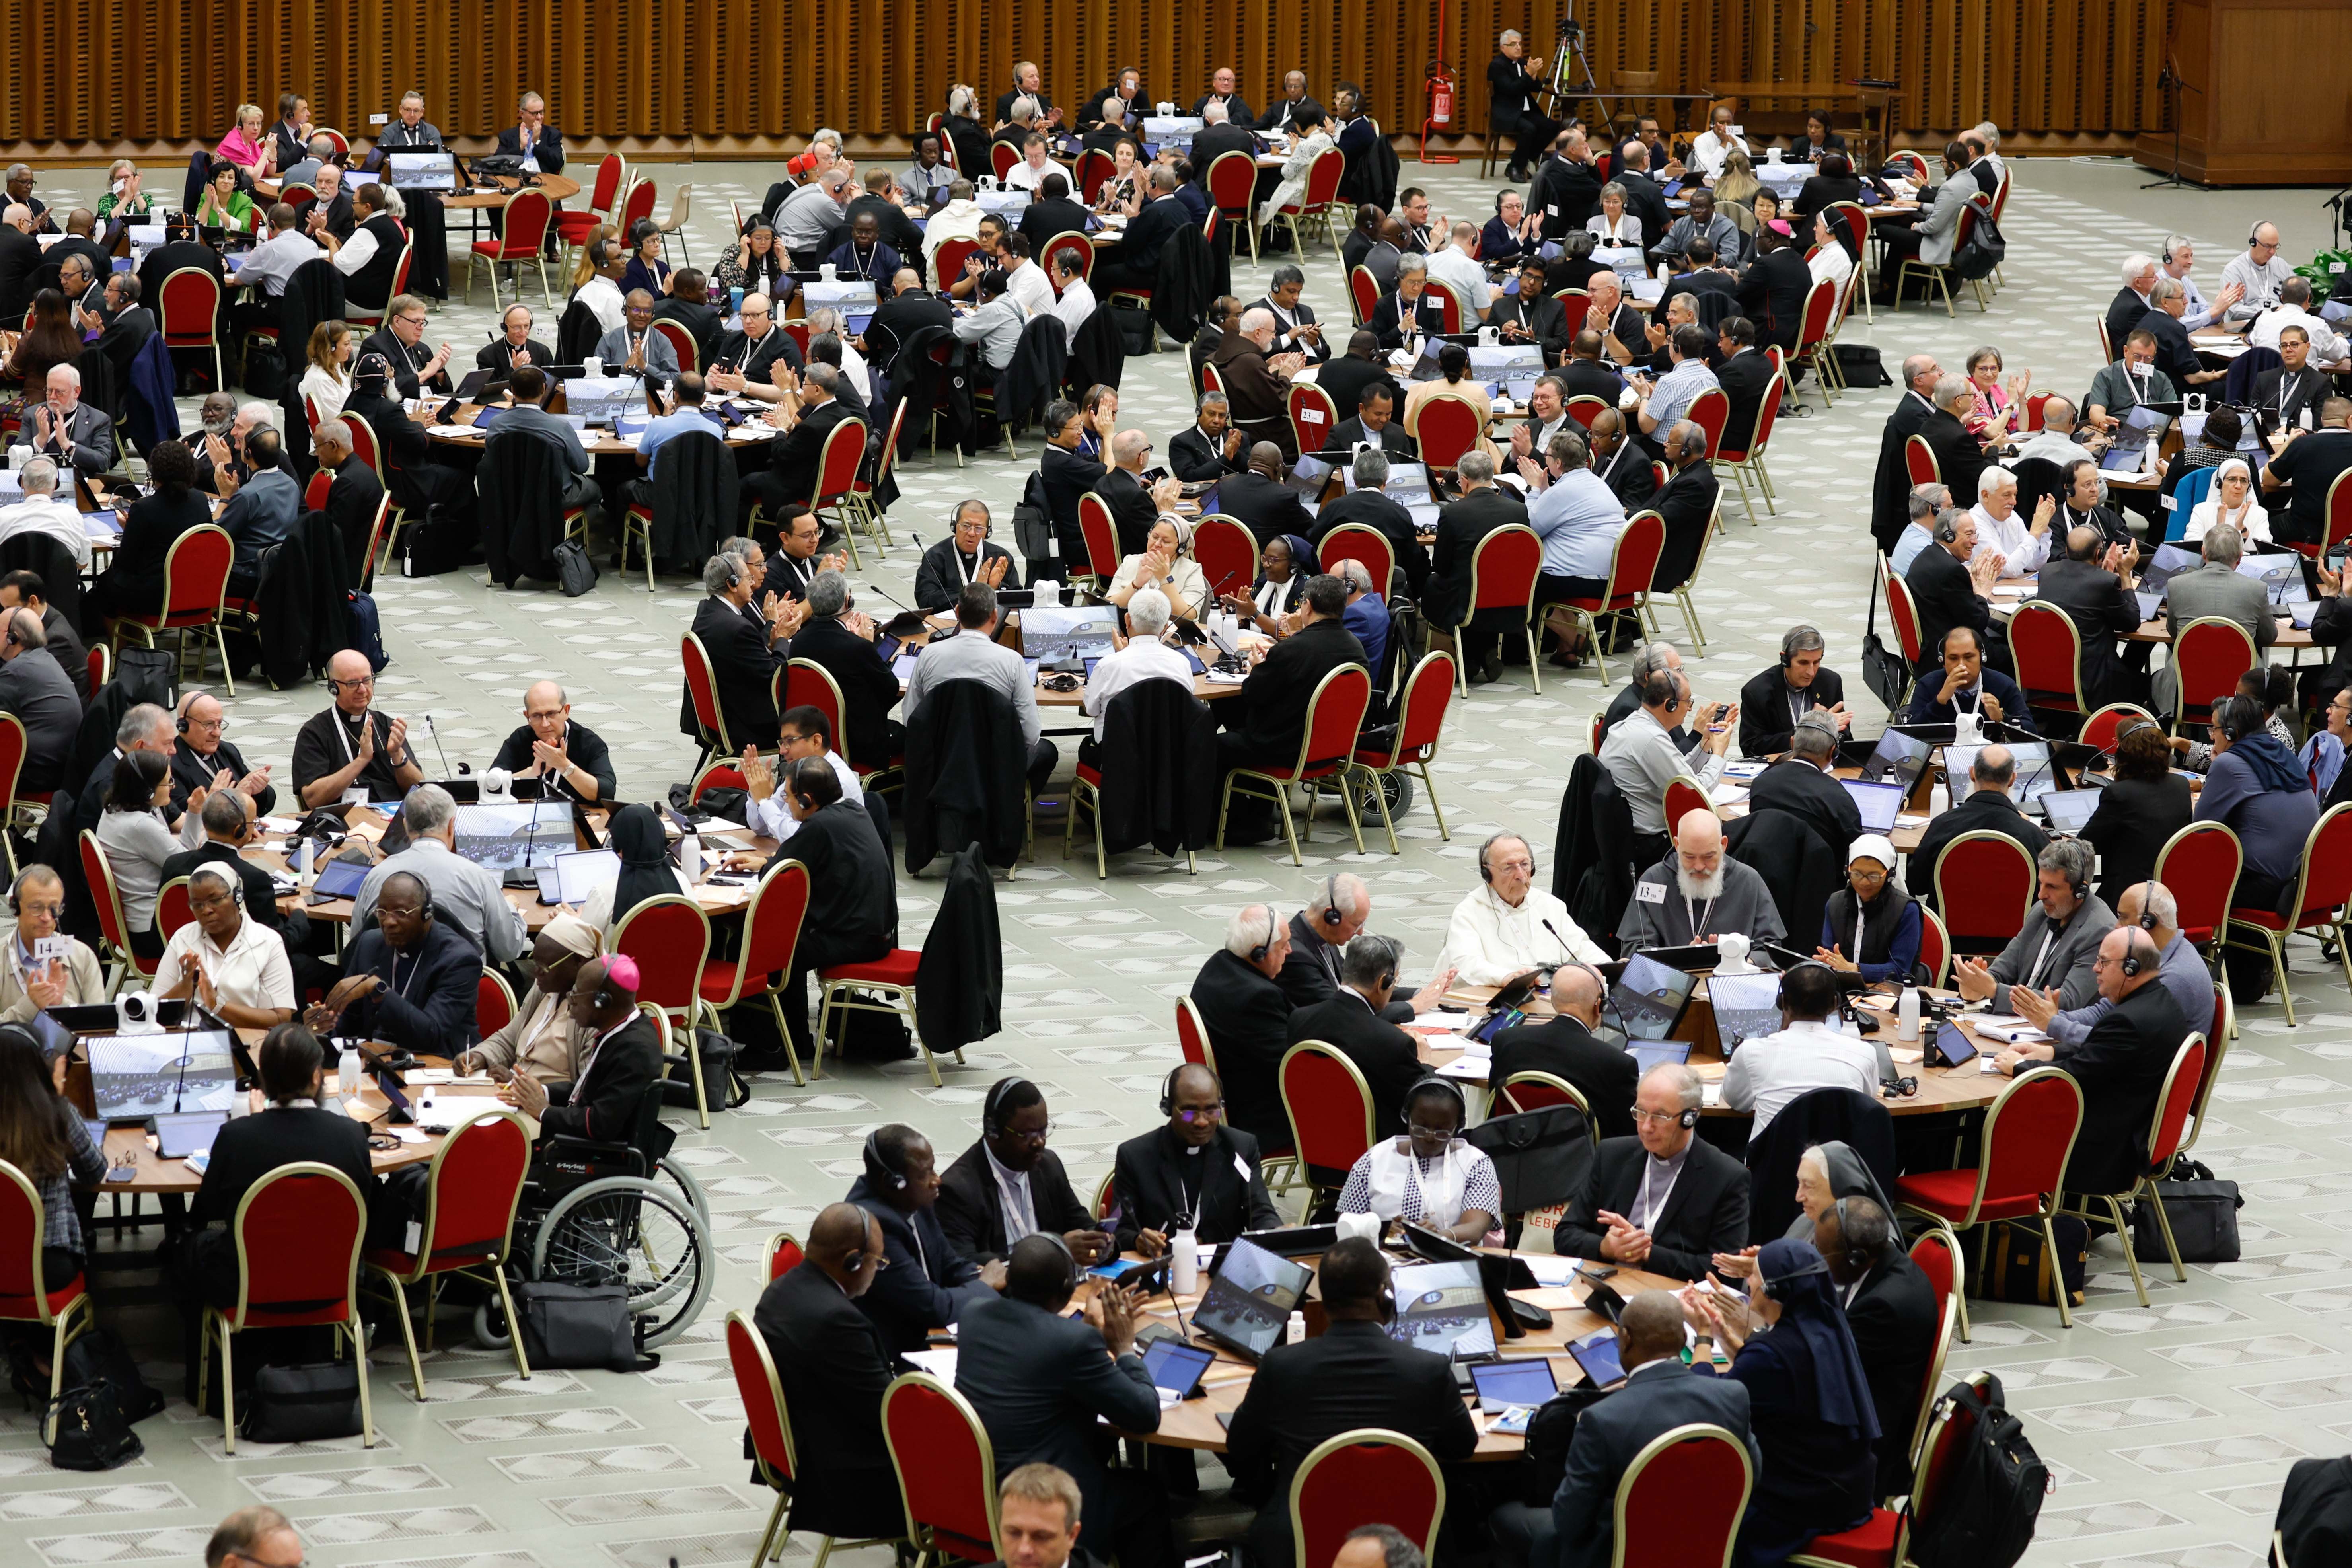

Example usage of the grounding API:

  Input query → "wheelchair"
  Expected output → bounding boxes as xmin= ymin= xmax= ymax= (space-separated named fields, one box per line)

xmin=473 ymin=1081 xmax=715 ymax=1352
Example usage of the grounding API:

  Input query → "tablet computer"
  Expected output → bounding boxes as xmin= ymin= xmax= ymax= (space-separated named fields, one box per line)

xmin=1608 ymin=953 xmax=1698 ymax=1040
xmin=1627 ymin=1040 xmax=1694 ymax=1073
xmin=1191 ymin=1238 xmax=1314 ymax=1363
xmin=1386 ymin=1260 xmax=1497 ymax=1361
xmin=1565 ymin=1328 xmax=1627 ymax=1390
xmin=1931 ymin=1021 xmax=1979 ymax=1068
xmin=1469 ymin=1358 xmax=1560 ymax=1412
xmin=1706 ymin=971 xmax=1786 ymax=1054
xmin=153 ymin=1110 xmax=226 ymax=1160
xmin=1141 ymin=1338 xmax=1215 ymax=1399
xmin=2042 ymin=789 xmax=2099 ymax=834
xmin=309 ymin=857 xmax=370 ymax=900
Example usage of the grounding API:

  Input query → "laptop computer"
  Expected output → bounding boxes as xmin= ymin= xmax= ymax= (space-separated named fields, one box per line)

xmin=1190 ymin=1238 xmax=1314 ymax=1363
xmin=2239 ymin=551 xmax=2310 ymax=606
xmin=1141 ymin=1339 xmax=1214 ymax=1400
xmin=1566 ymin=1328 xmax=1628 ymax=1389
xmin=1469 ymin=1358 xmax=1559 ymax=1412
xmin=1626 ymin=1040 xmax=1694 ymax=1073
xmin=537 ymin=847 xmax=621 ymax=906
xmin=1606 ymin=953 xmax=1699 ymax=1041
xmin=2042 ymin=789 xmax=2100 ymax=833
xmin=1386 ymin=1260 xmax=1498 ymax=1361
xmin=1840 ymin=778 xmax=1906 ymax=833
xmin=1859 ymin=728 xmax=1933 ymax=789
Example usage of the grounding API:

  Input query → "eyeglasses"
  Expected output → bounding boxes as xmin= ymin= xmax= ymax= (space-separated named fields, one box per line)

xmin=1174 ymin=1102 xmax=1225 ymax=1124
xmin=326 ymin=675 xmax=373 ymax=691
xmin=525 ymin=707 xmax=565 ymax=723
xmin=1850 ymin=867 xmax=1888 ymax=885
xmin=1632 ymin=1107 xmax=1688 ymax=1126
xmin=1406 ymin=1121 xmax=1458 ymax=1139
xmin=395 ymin=314 xmax=427 ymax=328
xmin=188 ymin=714 xmax=228 ymax=733
xmin=1002 ymin=1122 xmax=1051 ymax=1147
xmin=16 ymin=901 xmax=62 ymax=919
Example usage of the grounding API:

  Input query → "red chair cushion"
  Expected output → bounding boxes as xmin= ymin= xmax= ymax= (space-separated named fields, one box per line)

xmin=1894 ymin=1167 xmax=2042 ymax=1222
xmin=0 ymin=1274 xmax=86 ymax=1321
xmin=699 ymin=958 xmax=745 ymax=1001
xmin=471 ymin=238 xmax=518 ymax=257
xmin=362 ymin=1247 xmax=419 ymax=1274
xmin=1075 ymin=763 xmax=1102 ymax=787
xmin=552 ymin=212 xmax=603 ymax=242
xmin=2229 ymin=906 xmax=2286 ymax=932
xmin=1796 ymin=1509 xmax=1900 ymax=1568
xmin=820 ymin=950 xmax=920 ymax=986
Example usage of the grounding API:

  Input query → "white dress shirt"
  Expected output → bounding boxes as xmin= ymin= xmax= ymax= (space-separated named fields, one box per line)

xmin=2248 ymin=304 xmax=2350 ymax=366
xmin=1424 ymin=244 xmax=1493 ymax=317
xmin=0 ymin=496 xmax=92 ymax=569
xmin=332 ymin=223 xmax=384 ymax=278
xmin=1435 ymin=883 xmax=1607 ymax=987
xmin=2168 ymin=269 xmax=2216 ymax=332
xmin=154 ymin=913 xmax=296 ymax=1014
xmin=1691 ymin=129 xmax=1751 ymax=179
xmin=575 ymin=274 xmax=627 ymax=336
xmin=1003 ymin=258 xmax=1056 ymax=319
xmin=1968 ymin=501 xmax=2049 ymax=578
xmin=748 ymin=747 xmax=863 ymax=840
xmin=299 ymin=365 xmax=350 ymax=428
xmin=1053 ymin=277 xmax=1098 ymax=339
xmin=1079 ymin=637 xmax=1194 ymax=740
xmin=1719 ymin=1019 xmax=1882 ymax=1139
xmin=1003 ymin=158 xmax=1054 ymax=193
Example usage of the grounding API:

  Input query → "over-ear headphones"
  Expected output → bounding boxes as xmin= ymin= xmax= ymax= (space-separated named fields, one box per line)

xmin=1779 ymin=626 xmax=1819 ymax=670
xmin=2251 ymin=223 xmax=2265 ymax=247
xmin=2138 ymin=904 xmax=2159 ymax=933
xmin=1402 ymin=1075 xmax=1468 ymax=1131
xmin=1772 ymin=958 xmax=1836 ymax=1011
xmin=1675 ymin=1102 xmax=1700 ymax=1129
xmin=863 ymin=1127 xmax=908 ymax=1190
xmin=982 ymin=1077 xmax=1032 ymax=1137
xmin=177 ymin=691 xmax=205 ymax=735
xmin=1158 ymin=1065 xmax=1184 ymax=1116
xmin=1828 ymin=1197 xmax=1874 ymax=1276
xmin=1042 ymin=1230 xmax=1081 ymax=1293
xmin=1246 ymin=908 xmax=1278 ymax=964
xmin=2119 ymin=945 xmax=2144 ymax=978
xmin=1319 ymin=875 xmax=1344 ymax=929
xmin=1933 ymin=510 xmax=1958 ymax=543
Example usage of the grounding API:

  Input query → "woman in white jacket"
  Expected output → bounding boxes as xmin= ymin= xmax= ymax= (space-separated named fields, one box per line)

xmin=2184 ymin=458 xmax=2270 ymax=545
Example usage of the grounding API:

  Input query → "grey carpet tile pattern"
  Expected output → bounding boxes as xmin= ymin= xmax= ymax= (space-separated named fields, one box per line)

xmin=4 ymin=154 xmax=2341 ymax=1567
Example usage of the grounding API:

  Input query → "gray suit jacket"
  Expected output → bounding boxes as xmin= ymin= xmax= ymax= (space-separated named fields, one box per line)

xmin=1915 ymin=177 xmax=1976 ymax=267
xmin=31 ymin=401 xmax=113 ymax=475
xmin=593 ymin=324 xmax=680 ymax=381
xmin=2164 ymin=561 xmax=2277 ymax=649
xmin=1988 ymin=894 xmax=2114 ymax=1011
xmin=492 ymin=403 xmax=592 ymax=476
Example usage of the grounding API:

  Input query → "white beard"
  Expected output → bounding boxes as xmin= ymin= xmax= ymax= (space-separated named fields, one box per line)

xmin=1676 ymin=867 xmax=1726 ymax=902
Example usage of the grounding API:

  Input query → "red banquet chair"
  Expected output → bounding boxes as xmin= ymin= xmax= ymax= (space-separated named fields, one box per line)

xmin=882 ymin=1371 xmax=1003 ymax=1562
xmin=1351 ymin=651 xmax=1456 ymax=851
xmin=1932 ymin=830 xmax=2036 ymax=955
xmin=1279 ymin=1040 xmax=1376 ymax=1219
xmin=2079 ymin=702 xmax=2157 ymax=755
xmin=2224 ymin=803 xmax=2352 ymax=1025
xmin=1445 ymin=526 xmax=1542 ymax=696
xmin=1206 ymin=151 xmax=1262 ymax=263
xmin=1287 ymin=381 xmax=1340 ymax=458
xmin=1191 ymin=514 xmax=1259 ymax=600
xmin=110 ymin=523 xmax=234 ymax=692
xmin=1684 ymin=385 xmax=1731 ymax=460
xmin=364 ymin=1110 xmax=533 ymax=1394
xmin=609 ymin=895 xmax=716 ymax=1127
xmin=1349 ymin=266 xmax=1380 ymax=326
xmin=200 ymin=1162 xmax=374 ymax=1451
xmin=2059 ymin=1033 xmax=2210 ymax=1306
xmin=1612 ymin=1424 xmax=1752 ymax=1568
xmin=157 ymin=266 xmax=224 ymax=387
xmin=1542 ymin=511 xmax=1664 ymax=686
xmin=0 ymin=1158 xmax=99 ymax=1441
xmin=735 ymin=1311 xmax=901 ymax=1568
xmin=1896 ymin=1067 xmax=2084 ymax=1333
xmin=2008 ymin=601 xmax=2089 ymax=719
xmin=2169 ymin=617 xmax=2256 ymax=734
xmin=1904 ymin=432 xmax=1940 ymax=488
xmin=467 ymin=188 xmax=556 ymax=310
xmin=1411 ymin=393 xmax=1482 ymax=471
xmin=1075 ymin=493 xmax=1122 ymax=595
xmin=476 ymin=970 xmax=516 ymax=1037
xmin=1287 ymin=1429 xmax=1445 ymax=1568
xmin=698 ymin=859 xmax=816 ymax=1087
xmin=1176 ymin=996 xmax=1221 ymax=1079
xmin=2151 ymin=820 xmax=2243 ymax=949
xmin=554 ymin=152 xmax=627 ymax=248
xmin=766 ymin=1230 xmax=804 ymax=1280
xmin=1319 ymin=524 xmax=1397 ymax=605
xmin=1215 ymin=662 xmax=1373 ymax=865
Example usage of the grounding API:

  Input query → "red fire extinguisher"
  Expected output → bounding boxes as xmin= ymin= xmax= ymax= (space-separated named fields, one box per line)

xmin=1421 ymin=64 xmax=1460 ymax=164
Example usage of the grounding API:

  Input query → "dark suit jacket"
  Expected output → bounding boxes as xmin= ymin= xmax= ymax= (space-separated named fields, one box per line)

xmin=843 ymin=193 xmax=926 ymax=271
xmin=1490 ymin=1014 xmax=1640 ymax=1140
xmin=1424 ymin=486 xmax=1530 ymax=627
xmin=847 ymin=1174 xmax=992 ymax=1353
xmin=1016 ymin=198 xmax=1094 ymax=256
xmin=1309 ymin=489 xmax=1429 ymax=598
xmin=358 ymin=326 xmax=450 ymax=401
xmin=1227 ymin=616 xmax=1367 ymax=760
xmin=955 ymin=1295 xmax=1160 ymax=1543
xmin=1846 ymin=1245 xmax=1938 ymax=1500
xmin=752 ymin=1261 xmax=902 ymax=1538
xmin=1593 ymin=440 xmax=1659 ymax=512
xmin=194 ymin=1104 xmax=378 ymax=1227
xmin=766 ymin=399 xmax=854 ymax=510
xmin=1490 ymin=290 xmax=1572 ymax=366
xmin=1256 ymin=95 xmax=1326 ymax=133
xmin=169 ymin=737 xmax=276 ymax=820
xmin=1530 ymin=157 xmax=1603 ymax=238
xmin=335 ymin=922 xmax=483 ymax=1059
xmin=1091 ymin=466 xmax=1159 ymax=558
xmin=0 ymin=647 xmax=75 ymax=794
xmin=2031 ymin=556 xmax=2139 ymax=706
xmin=1653 ymin=461 xmax=1720 ymax=593
xmin=473 ymin=337 xmax=558 ymax=375
xmin=1552 ymin=1360 xmax=1758 ymax=1568
xmin=912 ymin=540 xmax=1022 ymax=612
xmin=1039 ymin=442 xmax=1109 ymax=565
xmin=2081 ymin=774 xmax=2195 ymax=908
xmin=2052 ymin=980 xmax=2189 ymax=1194
xmin=1745 ymin=758 xmax=1864 ymax=857
xmin=1190 ymin=123 xmax=1264 ymax=188
xmin=1555 ymin=1134 xmax=1752 ymax=1280
xmin=1870 ymin=393 xmax=1939 ymax=552
xmin=1736 ymin=247 xmax=1814 ymax=351
xmin=1169 ymin=423 xmax=1248 ymax=483
xmin=493 ymin=123 xmax=566 ymax=173
xmin=2253 ymin=365 xmax=2334 ymax=431
xmin=1737 ymin=666 xmax=1849 ymax=757
xmin=1314 ymin=355 xmax=1396 ymax=434
xmin=1910 ymin=791 xmax=2048 ymax=911
xmin=651 ymin=297 xmax=725 ymax=370
xmin=490 ymin=719 xmax=616 ymax=802
xmin=2103 ymin=287 xmax=2150 ymax=358
xmin=539 ymin=1013 xmax=660 ymax=1145
xmin=2138 ymin=307 xmax=2206 ymax=389
xmin=0 ymin=227 xmax=41 ymax=320
xmin=715 ymin=324 xmax=805 ymax=383
xmin=935 ymin=1142 xmax=1093 ymax=1264
xmin=1902 ymin=543 xmax=1990 ymax=675
xmin=1283 ymin=991 xmax=1425 ymax=1147
xmin=788 ymin=613 xmax=900 ymax=769
xmin=319 ymin=454 xmax=387 ymax=586
xmin=1368 ymin=290 xmax=1451 ymax=351
xmin=1215 ymin=471 xmax=1316 ymax=541
xmin=1559 ymin=358 xmax=1626 ymax=406
xmin=1916 ymin=408 xmax=1987 ymax=513
xmin=771 ymin=798 xmax=896 ymax=970
xmin=1249 ymin=297 xmax=1330 ymax=362
xmin=1109 ymin=1124 xmax=1280 ymax=1251
xmin=1328 ymin=416 xmax=1415 ymax=460
xmin=1111 ymin=194 xmax=1191 ymax=277
xmin=1190 ymin=949 xmax=1296 ymax=1152
xmin=1614 ymin=169 xmax=1674 ymax=251
xmin=1716 ymin=349 xmax=1777 ymax=450
xmin=1225 ymin=1321 xmax=1480 ymax=1567
xmin=689 ymin=593 xmax=783 ymax=750
xmin=864 ymin=289 xmax=954 ymax=372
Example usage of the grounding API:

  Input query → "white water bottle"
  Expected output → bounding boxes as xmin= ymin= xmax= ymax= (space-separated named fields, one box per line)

xmin=681 ymin=832 xmax=703 ymax=883
xmin=1287 ymin=1309 xmax=1307 ymax=1346
xmin=1898 ymin=987 xmax=1922 ymax=1043
xmin=1169 ymin=1227 xmax=1198 ymax=1295
xmin=339 ymin=1043 xmax=364 ymax=1110
xmin=296 ymin=835 xmax=315 ymax=890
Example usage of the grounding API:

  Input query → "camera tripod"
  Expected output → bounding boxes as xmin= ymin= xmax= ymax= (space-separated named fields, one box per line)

xmin=1544 ymin=7 xmax=1615 ymax=140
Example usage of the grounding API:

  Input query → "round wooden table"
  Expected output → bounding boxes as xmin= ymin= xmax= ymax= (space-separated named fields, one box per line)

xmin=444 ymin=172 xmax=582 ymax=212
xmin=93 ymin=1076 xmax=504 ymax=1195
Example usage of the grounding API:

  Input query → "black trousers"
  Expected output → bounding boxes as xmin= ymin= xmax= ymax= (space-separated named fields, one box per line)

xmin=1499 ymin=113 xmax=1563 ymax=173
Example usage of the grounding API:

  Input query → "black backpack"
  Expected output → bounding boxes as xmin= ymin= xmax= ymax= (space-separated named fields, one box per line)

xmin=1905 ymin=1374 xmax=2049 ymax=1568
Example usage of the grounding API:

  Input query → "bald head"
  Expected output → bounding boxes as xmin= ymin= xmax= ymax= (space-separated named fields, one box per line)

xmin=1248 ymin=440 xmax=1283 ymax=477
xmin=1551 ymin=962 xmax=1603 ymax=1026
xmin=1617 ymin=1290 xmax=1687 ymax=1368
xmin=1674 ymin=809 xmax=1722 ymax=852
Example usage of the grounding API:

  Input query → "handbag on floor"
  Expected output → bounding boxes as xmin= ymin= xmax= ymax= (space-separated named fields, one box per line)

xmin=238 ymin=1360 xmax=362 ymax=1445
xmin=2132 ymin=1158 xmax=2242 ymax=1264
xmin=516 ymin=1279 xmax=643 ymax=1371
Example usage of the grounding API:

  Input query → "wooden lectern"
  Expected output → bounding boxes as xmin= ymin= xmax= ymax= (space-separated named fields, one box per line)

xmin=2134 ymin=0 xmax=2352 ymax=186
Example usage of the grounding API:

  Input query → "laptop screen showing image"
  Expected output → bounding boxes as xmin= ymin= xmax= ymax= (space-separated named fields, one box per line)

xmin=1386 ymin=1260 xmax=1497 ymax=1361
xmin=1191 ymin=1238 xmax=1314 ymax=1362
